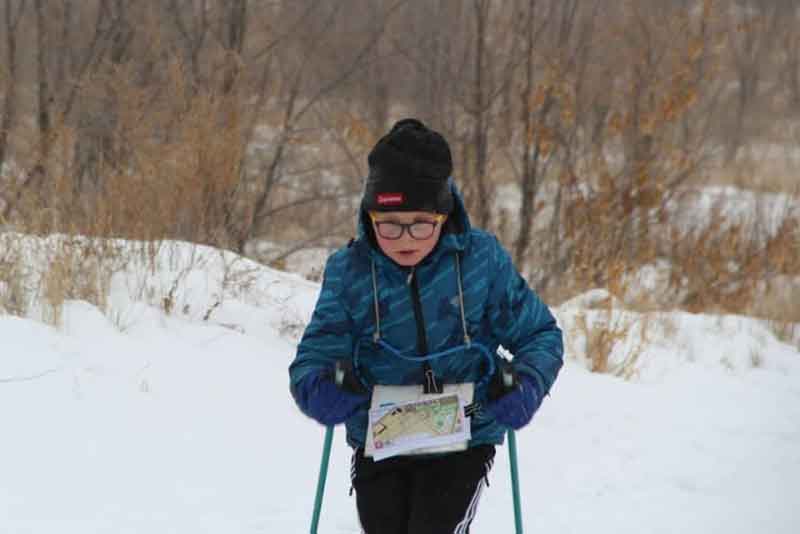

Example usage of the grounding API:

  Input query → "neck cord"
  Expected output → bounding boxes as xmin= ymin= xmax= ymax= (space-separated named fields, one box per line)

xmin=356 ymin=253 xmax=495 ymax=391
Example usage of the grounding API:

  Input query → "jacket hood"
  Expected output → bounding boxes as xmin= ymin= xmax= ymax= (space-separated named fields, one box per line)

xmin=355 ymin=178 xmax=472 ymax=264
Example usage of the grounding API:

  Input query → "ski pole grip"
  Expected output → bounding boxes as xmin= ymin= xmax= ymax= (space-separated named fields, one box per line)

xmin=488 ymin=360 xmax=519 ymax=401
xmin=502 ymin=368 xmax=515 ymax=390
xmin=499 ymin=360 xmax=519 ymax=394
xmin=334 ymin=360 xmax=346 ymax=388
xmin=334 ymin=359 xmax=367 ymax=395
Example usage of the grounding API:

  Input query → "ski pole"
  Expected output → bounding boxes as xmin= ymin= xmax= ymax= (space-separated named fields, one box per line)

xmin=310 ymin=361 xmax=364 ymax=533
xmin=507 ymin=429 xmax=523 ymax=534
xmin=310 ymin=425 xmax=334 ymax=534
xmin=500 ymin=366 xmax=524 ymax=534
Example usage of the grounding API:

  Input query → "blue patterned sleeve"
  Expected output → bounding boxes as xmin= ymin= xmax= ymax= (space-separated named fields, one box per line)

xmin=486 ymin=236 xmax=564 ymax=396
xmin=288 ymin=252 xmax=355 ymax=397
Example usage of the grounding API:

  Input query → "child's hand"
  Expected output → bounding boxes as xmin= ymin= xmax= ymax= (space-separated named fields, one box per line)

xmin=485 ymin=373 xmax=540 ymax=430
xmin=297 ymin=369 xmax=369 ymax=426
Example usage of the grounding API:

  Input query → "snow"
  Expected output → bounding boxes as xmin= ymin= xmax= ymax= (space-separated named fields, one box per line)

xmin=496 ymin=181 xmax=799 ymax=242
xmin=1 ymin=237 xmax=799 ymax=533
xmin=669 ymin=185 xmax=799 ymax=238
xmin=248 ymin=240 xmax=334 ymax=282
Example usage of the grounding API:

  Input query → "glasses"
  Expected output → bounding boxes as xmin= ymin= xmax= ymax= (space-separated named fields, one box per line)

xmin=370 ymin=213 xmax=446 ymax=240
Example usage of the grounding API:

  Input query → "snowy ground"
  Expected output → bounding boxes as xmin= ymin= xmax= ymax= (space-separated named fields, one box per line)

xmin=1 ymin=239 xmax=799 ymax=533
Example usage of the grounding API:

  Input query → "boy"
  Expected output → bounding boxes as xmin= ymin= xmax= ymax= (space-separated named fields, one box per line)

xmin=289 ymin=118 xmax=563 ymax=534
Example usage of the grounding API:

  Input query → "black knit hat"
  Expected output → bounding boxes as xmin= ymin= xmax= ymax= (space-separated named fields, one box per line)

xmin=362 ymin=118 xmax=454 ymax=214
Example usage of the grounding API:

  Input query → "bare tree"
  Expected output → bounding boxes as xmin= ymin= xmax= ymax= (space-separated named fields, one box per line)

xmin=0 ymin=0 xmax=25 ymax=173
xmin=445 ymin=0 xmax=518 ymax=231
xmin=465 ymin=0 xmax=492 ymax=228
xmin=0 ymin=0 xmax=790 ymax=303
xmin=518 ymin=0 xmax=724 ymax=298
xmin=73 ymin=0 xmax=136 ymax=196
xmin=219 ymin=0 xmax=247 ymax=95
xmin=165 ymin=0 xmax=211 ymax=91
xmin=512 ymin=0 xmax=591 ymax=269
xmin=227 ymin=1 xmax=405 ymax=253
xmin=362 ymin=0 xmax=391 ymax=133
xmin=774 ymin=0 xmax=800 ymax=113
xmin=725 ymin=0 xmax=781 ymax=160
xmin=33 ymin=0 xmax=52 ymax=162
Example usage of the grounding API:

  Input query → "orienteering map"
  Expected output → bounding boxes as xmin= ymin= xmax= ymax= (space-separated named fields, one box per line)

xmin=368 ymin=393 xmax=470 ymax=461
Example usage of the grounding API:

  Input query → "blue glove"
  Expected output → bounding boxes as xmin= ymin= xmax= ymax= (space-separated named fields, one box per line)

xmin=294 ymin=370 xmax=369 ymax=426
xmin=486 ymin=373 xmax=541 ymax=430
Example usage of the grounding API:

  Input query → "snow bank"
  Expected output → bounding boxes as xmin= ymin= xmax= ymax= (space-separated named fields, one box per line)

xmin=558 ymin=289 xmax=800 ymax=381
xmin=1 ymin=237 xmax=798 ymax=533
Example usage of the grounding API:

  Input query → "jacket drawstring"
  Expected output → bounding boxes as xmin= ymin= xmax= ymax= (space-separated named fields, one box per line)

xmin=370 ymin=252 xmax=471 ymax=358
xmin=370 ymin=259 xmax=381 ymax=343
xmin=454 ymin=252 xmax=471 ymax=346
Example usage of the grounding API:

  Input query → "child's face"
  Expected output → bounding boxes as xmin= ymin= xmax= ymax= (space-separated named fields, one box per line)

xmin=370 ymin=211 xmax=446 ymax=267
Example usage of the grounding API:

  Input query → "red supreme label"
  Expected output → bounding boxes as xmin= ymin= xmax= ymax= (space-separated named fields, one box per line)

xmin=377 ymin=193 xmax=405 ymax=206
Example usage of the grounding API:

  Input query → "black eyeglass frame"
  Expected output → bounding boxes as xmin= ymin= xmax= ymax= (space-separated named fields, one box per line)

xmin=369 ymin=213 xmax=446 ymax=240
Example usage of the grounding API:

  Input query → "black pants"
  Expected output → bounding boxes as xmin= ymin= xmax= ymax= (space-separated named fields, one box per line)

xmin=351 ymin=445 xmax=495 ymax=534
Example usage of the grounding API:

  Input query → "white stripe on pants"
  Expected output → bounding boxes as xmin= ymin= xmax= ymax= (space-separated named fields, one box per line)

xmin=453 ymin=477 xmax=486 ymax=534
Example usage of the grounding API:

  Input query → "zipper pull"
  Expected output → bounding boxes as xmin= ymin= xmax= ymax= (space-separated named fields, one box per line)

xmin=406 ymin=266 xmax=415 ymax=285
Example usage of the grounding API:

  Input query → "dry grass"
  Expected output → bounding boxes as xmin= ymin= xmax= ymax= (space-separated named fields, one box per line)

xmin=702 ymin=148 xmax=800 ymax=195
xmin=567 ymin=265 xmax=651 ymax=379
xmin=0 ymin=63 xmax=350 ymax=327
xmin=0 ymin=231 xmax=267 ymax=335
xmin=2 ymin=63 xmax=250 ymax=247
xmin=0 ymin=235 xmax=27 ymax=316
xmin=1 ymin=235 xmax=127 ymax=326
xmin=546 ymin=155 xmax=800 ymax=371
xmin=572 ymin=307 xmax=649 ymax=380
xmin=1 ymin=42 xmax=797 ymax=371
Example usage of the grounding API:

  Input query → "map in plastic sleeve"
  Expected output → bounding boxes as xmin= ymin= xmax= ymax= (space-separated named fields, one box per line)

xmin=367 ymin=392 xmax=471 ymax=461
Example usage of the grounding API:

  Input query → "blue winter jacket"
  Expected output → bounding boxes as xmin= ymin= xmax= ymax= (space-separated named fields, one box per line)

xmin=289 ymin=184 xmax=563 ymax=449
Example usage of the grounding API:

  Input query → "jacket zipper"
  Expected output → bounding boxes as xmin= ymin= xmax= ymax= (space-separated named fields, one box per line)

xmin=407 ymin=267 xmax=428 ymax=355
xmin=408 ymin=267 xmax=441 ymax=393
